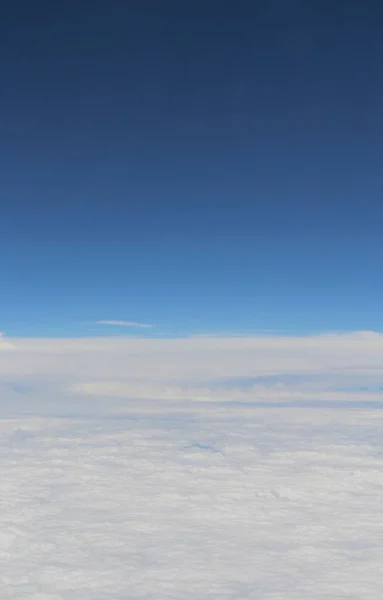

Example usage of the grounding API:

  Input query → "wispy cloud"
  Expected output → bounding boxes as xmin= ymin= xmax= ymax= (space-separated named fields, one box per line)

xmin=96 ymin=320 xmax=154 ymax=329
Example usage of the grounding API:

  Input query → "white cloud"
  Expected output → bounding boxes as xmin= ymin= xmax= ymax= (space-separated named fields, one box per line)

xmin=1 ymin=331 xmax=383 ymax=597
xmin=96 ymin=320 xmax=154 ymax=328
xmin=71 ymin=379 xmax=383 ymax=403
xmin=1 ymin=330 xmax=383 ymax=405
xmin=1 ymin=406 xmax=382 ymax=598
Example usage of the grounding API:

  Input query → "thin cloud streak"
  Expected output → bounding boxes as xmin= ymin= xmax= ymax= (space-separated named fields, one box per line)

xmin=96 ymin=320 xmax=154 ymax=329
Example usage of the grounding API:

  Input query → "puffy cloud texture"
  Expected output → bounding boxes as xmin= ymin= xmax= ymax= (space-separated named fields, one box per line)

xmin=1 ymin=331 xmax=383 ymax=597
xmin=1 ymin=406 xmax=383 ymax=598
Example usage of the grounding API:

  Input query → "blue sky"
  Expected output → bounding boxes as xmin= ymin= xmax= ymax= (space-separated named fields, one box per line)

xmin=1 ymin=0 xmax=382 ymax=337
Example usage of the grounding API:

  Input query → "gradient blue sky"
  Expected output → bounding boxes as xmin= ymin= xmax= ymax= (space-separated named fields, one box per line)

xmin=1 ymin=0 xmax=382 ymax=337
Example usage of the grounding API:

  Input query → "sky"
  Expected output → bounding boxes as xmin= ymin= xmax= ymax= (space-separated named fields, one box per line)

xmin=1 ymin=0 xmax=383 ymax=337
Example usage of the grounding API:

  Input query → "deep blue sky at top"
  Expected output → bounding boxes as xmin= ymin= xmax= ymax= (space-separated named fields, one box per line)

xmin=1 ymin=0 xmax=382 ymax=336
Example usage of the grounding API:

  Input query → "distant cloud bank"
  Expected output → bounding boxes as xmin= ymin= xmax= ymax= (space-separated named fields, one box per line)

xmin=1 ymin=330 xmax=383 ymax=406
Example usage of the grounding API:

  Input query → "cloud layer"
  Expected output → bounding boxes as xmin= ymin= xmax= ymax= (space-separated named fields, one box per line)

xmin=1 ymin=330 xmax=383 ymax=405
xmin=1 ymin=331 xmax=383 ymax=597
xmin=1 ymin=406 xmax=383 ymax=598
